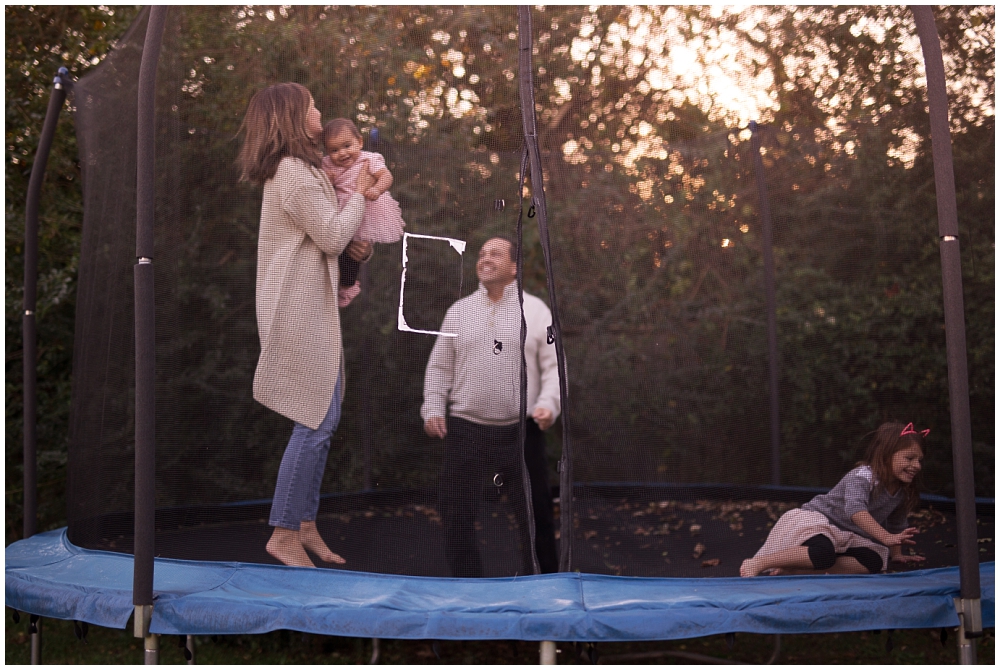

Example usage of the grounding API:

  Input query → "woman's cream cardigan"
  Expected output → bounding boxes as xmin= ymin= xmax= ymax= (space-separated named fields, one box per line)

xmin=253 ymin=156 xmax=364 ymax=430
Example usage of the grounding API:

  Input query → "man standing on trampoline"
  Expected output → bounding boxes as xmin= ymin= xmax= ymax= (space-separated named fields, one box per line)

xmin=422 ymin=236 xmax=560 ymax=577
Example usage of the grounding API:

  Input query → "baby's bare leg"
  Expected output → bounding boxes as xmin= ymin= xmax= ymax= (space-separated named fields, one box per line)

xmin=266 ymin=527 xmax=314 ymax=567
xmin=300 ymin=520 xmax=346 ymax=564
xmin=741 ymin=546 xmax=815 ymax=577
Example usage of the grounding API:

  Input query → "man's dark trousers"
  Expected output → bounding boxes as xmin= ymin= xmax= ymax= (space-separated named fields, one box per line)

xmin=439 ymin=416 xmax=559 ymax=577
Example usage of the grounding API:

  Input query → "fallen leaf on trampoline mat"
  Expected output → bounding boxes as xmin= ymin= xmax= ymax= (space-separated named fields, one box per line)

xmin=701 ymin=558 xmax=720 ymax=568
xmin=693 ymin=542 xmax=706 ymax=559
xmin=583 ymin=530 xmax=598 ymax=540
xmin=689 ymin=523 xmax=702 ymax=536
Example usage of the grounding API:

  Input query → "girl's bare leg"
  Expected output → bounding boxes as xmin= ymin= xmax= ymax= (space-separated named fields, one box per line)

xmin=300 ymin=520 xmax=346 ymax=564
xmin=266 ymin=527 xmax=314 ymax=567
xmin=825 ymin=556 xmax=869 ymax=574
xmin=740 ymin=546 xmax=815 ymax=577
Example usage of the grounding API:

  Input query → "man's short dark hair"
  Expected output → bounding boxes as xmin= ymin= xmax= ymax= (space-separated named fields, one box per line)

xmin=484 ymin=235 xmax=518 ymax=262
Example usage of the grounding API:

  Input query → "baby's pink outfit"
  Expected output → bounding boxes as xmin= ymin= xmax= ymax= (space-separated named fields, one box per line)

xmin=323 ymin=151 xmax=405 ymax=307
xmin=322 ymin=151 xmax=405 ymax=243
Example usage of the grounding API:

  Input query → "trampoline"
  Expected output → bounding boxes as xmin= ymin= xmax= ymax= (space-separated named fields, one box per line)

xmin=7 ymin=529 xmax=995 ymax=640
xmin=8 ymin=5 xmax=993 ymax=665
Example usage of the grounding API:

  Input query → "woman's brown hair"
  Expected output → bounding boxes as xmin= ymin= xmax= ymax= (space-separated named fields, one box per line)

xmin=860 ymin=421 xmax=925 ymax=514
xmin=236 ymin=82 xmax=321 ymax=185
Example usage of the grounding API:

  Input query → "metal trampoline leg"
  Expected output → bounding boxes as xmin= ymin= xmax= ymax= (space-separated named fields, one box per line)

xmin=539 ymin=640 xmax=557 ymax=665
xmin=955 ymin=598 xmax=980 ymax=665
xmin=144 ymin=633 xmax=160 ymax=665
xmin=369 ymin=638 xmax=380 ymax=664
xmin=186 ymin=635 xmax=196 ymax=664
xmin=30 ymin=617 xmax=42 ymax=665
xmin=765 ymin=634 xmax=781 ymax=664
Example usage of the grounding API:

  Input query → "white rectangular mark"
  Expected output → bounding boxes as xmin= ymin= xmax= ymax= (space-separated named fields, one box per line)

xmin=398 ymin=232 xmax=465 ymax=337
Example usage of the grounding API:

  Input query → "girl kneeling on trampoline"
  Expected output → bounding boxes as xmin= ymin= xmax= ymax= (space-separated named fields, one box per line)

xmin=741 ymin=421 xmax=928 ymax=577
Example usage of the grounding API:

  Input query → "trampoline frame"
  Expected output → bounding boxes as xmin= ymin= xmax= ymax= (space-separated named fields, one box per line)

xmin=12 ymin=4 xmax=986 ymax=665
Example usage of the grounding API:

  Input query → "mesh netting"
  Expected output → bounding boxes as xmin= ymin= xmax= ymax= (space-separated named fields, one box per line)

xmin=67 ymin=6 xmax=992 ymax=579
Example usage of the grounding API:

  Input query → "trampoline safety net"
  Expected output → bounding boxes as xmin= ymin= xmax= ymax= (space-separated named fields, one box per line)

xmin=67 ymin=6 xmax=993 ymax=579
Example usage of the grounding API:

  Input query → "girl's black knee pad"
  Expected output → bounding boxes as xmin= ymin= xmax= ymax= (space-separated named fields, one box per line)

xmin=802 ymin=534 xmax=837 ymax=570
xmin=844 ymin=547 xmax=884 ymax=574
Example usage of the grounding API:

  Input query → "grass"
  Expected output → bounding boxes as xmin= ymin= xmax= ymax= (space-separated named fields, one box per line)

xmin=4 ymin=610 xmax=994 ymax=664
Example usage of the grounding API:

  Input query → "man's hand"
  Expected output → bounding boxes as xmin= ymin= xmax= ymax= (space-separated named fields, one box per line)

xmin=346 ymin=239 xmax=372 ymax=262
xmin=532 ymin=407 xmax=554 ymax=431
xmin=424 ymin=416 xmax=447 ymax=439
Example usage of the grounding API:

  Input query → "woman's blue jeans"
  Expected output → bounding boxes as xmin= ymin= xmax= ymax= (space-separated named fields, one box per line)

xmin=269 ymin=377 xmax=342 ymax=530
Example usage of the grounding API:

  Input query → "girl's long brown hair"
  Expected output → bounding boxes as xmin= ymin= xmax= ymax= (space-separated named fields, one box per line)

xmin=860 ymin=421 xmax=925 ymax=514
xmin=236 ymin=82 xmax=321 ymax=185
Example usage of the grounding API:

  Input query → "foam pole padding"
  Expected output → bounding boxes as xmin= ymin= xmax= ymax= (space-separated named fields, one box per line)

xmin=22 ymin=70 xmax=69 ymax=539
xmin=133 ymin=6 xmax=168 ymax=609
xmin=748 ymin=122 xmax=782 ymax=486
xmin=911 ymin=6 xmax=981 ymax=610
xmin=518 ymin=5 xmax=574 ymax=573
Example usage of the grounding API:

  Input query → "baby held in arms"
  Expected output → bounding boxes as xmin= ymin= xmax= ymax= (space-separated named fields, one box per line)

xmin=741 ymin=421 xmax=928 ymax=577
xmin=322 ymin=118 xmax=406 ymax=307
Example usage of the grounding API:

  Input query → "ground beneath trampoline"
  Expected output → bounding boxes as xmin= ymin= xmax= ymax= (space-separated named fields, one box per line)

xmin=94 ymin=493 xmax=993 ymax=578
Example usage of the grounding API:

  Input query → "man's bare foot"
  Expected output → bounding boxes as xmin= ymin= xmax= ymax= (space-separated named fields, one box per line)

xmin=266 ymin=527 xmax=315 ymax=567
xmin=300 ymin=521 xmax=346 ymax=564
xmin=761 ymin=567 xmax=786 ymax=576
xmin=741 ymin=557 xmax=772 ymax=577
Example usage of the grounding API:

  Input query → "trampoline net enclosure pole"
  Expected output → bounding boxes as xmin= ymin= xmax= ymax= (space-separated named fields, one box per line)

xmin=134 ymin=5 xmax=168 ymax=634
xmin=748 ymin=121 xmax=782 ymax=487
xmin=910 ymin=5 xmax=983 ymax=644
xmin=22 ymin=70 xmax=69 ymax=540
xmin=515 ymin=145 xmax=542 ymax=577
xmin=518 ymin=4 xmax=575 ymax=574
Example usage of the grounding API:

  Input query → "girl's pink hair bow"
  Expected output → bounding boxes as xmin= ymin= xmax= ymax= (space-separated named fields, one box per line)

xmin=900 ymin=422 xmax=930 ymax=438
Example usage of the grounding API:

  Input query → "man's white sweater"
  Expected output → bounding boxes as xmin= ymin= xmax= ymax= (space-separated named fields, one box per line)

xmin=421 ymin=281 xmax=561 ymax=427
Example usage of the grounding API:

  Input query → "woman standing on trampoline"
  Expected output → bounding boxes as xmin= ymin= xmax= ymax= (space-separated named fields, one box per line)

xmin=237 ymin=83 xmax=376 ymax=567
xmin=741 ymin=421 xmax=928 ymax=577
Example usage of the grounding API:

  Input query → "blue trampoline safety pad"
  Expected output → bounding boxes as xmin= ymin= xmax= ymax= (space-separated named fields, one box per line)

xmin=6 ymin=529 xmax=995 ymax=641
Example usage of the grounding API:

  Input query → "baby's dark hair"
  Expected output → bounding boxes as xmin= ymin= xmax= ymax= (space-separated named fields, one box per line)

xmin=860 ymin=421 xmax=926 ymax=514
xmin=323 ymin=118 xmax=362 ymax=144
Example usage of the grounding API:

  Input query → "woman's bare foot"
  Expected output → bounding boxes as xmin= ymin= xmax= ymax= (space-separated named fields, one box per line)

xmin=740 ymin=558 xmax=763 ymax=577
xmin=300 ymin=521 xmax=346 ymax=564
xmin=266 ymin=527 xmax=314 ymax=567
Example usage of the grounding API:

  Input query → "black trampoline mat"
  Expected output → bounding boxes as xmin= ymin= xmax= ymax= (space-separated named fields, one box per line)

xmin=82 ymin=495 xmax=992 ymax=579
xmin=565 ymin=495 xmax=994 ymax=578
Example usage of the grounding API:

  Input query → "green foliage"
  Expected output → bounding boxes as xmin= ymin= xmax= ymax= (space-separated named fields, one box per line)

xmin=6 ymin=5 xmax=141 ymax=544
xmin=526 ymin=6 xmax=994 ymax=493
